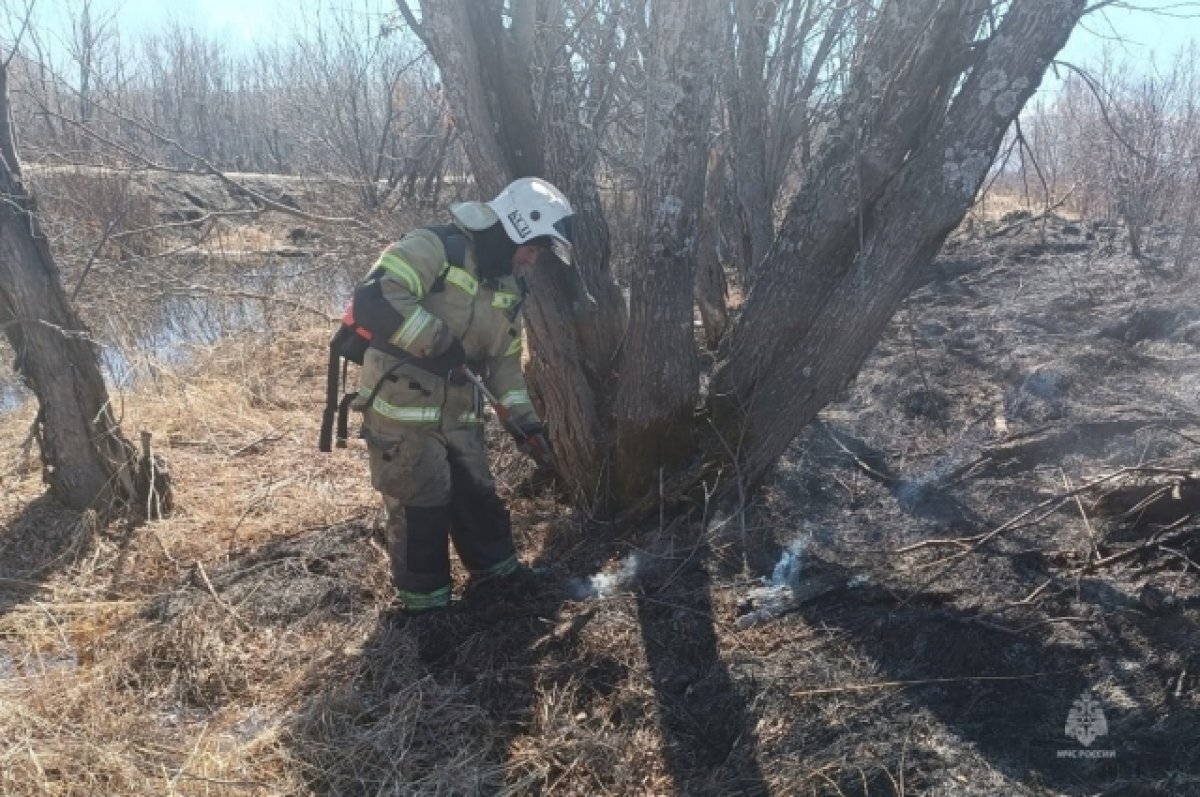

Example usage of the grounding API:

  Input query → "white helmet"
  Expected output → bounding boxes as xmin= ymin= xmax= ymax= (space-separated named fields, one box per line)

xmin=487 ymin=177 xmax=576 ymax=265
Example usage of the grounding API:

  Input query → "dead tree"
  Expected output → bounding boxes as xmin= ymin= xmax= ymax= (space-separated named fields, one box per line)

xmin=0 ymin=60 xmax=165 ymax=512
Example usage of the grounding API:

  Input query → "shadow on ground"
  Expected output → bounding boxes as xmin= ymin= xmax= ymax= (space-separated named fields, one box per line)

xmin=766 ymin=554 xmax=1200 ymax=795
xmin=0 ymin=493 xmax=96 ymax=617
xmin=282 ymin=504 xmax=775 ymax=795
xmin=280 ymin=477 xmax=1198 ymax=793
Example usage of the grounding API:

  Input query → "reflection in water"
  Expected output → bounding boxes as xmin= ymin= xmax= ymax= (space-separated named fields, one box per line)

xmin=0 ymin=258 xmax=354 ymax=415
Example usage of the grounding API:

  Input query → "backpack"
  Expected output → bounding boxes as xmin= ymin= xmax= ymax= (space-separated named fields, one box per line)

xmin=319 ymin=225 xmax=466 ymax=452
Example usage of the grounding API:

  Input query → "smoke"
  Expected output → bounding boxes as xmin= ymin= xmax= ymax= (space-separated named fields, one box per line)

xmin=565 ymin=553 xmax=645 ymax=600
xmin=768 ymin=537 xmax=807 ymax=591
xmin=736 ymin=536 xmax=809 ymax=629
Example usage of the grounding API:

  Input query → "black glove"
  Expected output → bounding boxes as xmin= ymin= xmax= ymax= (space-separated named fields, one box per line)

xmin=516 ymin=422 xmax=554 ymax=469
xmin=514 ymin=421 xmax=544 ymax=445
xmin=416 ymin=337 xmax=466 ymax=379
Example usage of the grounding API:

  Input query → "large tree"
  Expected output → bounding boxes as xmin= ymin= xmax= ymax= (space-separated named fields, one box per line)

xmin=400 ymin=0 xmax=629 ymax=507
xmin=612 ymin=0 xmax=724 ymax=504
xmin=0 ymin=58 xmax=161 ymax=512
xmin=400 ymin=0 xmax=1087 ymax=515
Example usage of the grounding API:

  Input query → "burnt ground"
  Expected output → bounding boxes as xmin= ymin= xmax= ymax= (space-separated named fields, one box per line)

xmin=276 ymin=215 xmax=1198 ymax=795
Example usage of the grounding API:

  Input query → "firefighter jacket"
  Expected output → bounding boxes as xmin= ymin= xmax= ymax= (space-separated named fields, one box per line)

xmin=356 ymin=226 xmax=539 ymax=440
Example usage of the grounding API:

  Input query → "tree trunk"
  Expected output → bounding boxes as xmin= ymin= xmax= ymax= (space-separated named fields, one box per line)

xmin=409 ymin=0 xmax=625 ymax=506
xmin=725 ymin=0 xmax=774 ymax=276
xmin=408 ymin=0 xmax=1085 ymax=515
xmin=0 ymin=63 xmax=152 ymax=512
xmin=414 ymin=0 xmax=515 ymax=196
xmin=695 ymin=145 xmax=729 ymax=349
xmin=709 ymin=0 xmax=1086 ymax=490
xmin=534 ymin=15 xmax=627 ymax=507
xmin=612 ymin=0 xmax=723 ymax=506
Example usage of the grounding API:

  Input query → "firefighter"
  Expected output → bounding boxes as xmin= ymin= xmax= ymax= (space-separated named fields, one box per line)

xmin=355 ymin=177 xmax=571 ymax=614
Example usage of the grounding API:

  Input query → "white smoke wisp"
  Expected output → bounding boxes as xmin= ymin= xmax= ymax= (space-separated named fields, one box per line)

xmin=769 ymin=537 xmax=807 ymax=589
xmin=566 ymin=553 xmax=645 ymax=600
xmin=743 ymin=537 xmax=808 ymax=615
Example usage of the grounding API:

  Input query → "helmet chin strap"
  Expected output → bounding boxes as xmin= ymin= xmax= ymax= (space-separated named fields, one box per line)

xmin=473 ymin=222 xmax=520 ymax=279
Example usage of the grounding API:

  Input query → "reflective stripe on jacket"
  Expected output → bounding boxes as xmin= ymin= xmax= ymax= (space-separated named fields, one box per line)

xmin=358 ymin=227 xmax=539 ymax=436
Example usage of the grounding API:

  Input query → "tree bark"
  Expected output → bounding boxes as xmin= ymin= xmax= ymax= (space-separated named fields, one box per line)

xmin=414 ymin=0 xmax=514 ymax=195
xmin=533 ymin=8 xmax=628 ymax=506
xmin=0 ymin=63 xmax=148 ymax=511
xmin=613 ymin=0 xmax=723 ymax=505
xmin=725 ymin=0 xmax=774 ymax=276
xmin=695 ymin=145 xmax=729 ymax=349
xmin=709 ymin=0 xmax=1087 ymax=490
xmin=409 ymin=0 xmax=625 ymax=506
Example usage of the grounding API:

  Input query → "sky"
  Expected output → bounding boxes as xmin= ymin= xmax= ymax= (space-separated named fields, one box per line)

xmin=12 ymin=0 xmax=1200 ymax=82
xmin=122 ymin=0 xmax=394 ymax=43
xmin=1059 ymin=2 xmax=1199 ymax=66
xmin=24 ymin=0 xmax=396 ymax=51
xmin=24 ymin=0 xmax=1199 ymax=52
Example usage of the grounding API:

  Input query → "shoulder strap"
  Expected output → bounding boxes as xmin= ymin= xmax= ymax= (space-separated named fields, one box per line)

xmin=422 ymin=224 xmax=465 ymax=294
xmin=423 ymin=224 xmax=466 ymax=269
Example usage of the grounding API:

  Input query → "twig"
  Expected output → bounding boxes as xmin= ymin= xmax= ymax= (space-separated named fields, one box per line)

xmin=194 ymin=561 xmax=246 ymax=628
xmin=70 ymin=208 xmax=126 ymax=301
xmin=177 ymin=284 xmax=336 ymax=322
xmin=229 ymin=430 xmax=287 ymax=458
xmin=1014 ymin=615 xmax=1094 ymax=634
xmin=896 ymin=469 xmax=1146 ymax=604
xmin=1082 ymin=514 xmax=1194 ymax=570
xmin=986 ymin=192 xmax=1074 ymax=239
xmin=1062 ymin=469 xmax=1099 ymax=564
xmin=1051 ymin=59 xmax=1152 ymax=163
xmin=903 ymin=300 xmax=948 ymax=438
xmin=0 ymin=575 xmax=50 ymax=591
xmin=1159 ymin=545 xmax=1200 ymax=573
xmin=1022 ymin=579 xmax=1056 ymax=607
xmin=974 ymin=577 xmax=1055 ymax=616
xmin=897 ymin=466 xmax=1142 ymax=555
xmin=107 ymin=209 xmax=261 ymax=241
xmin=150 ymin=530 xmax=177 ymax=564
xmin=6 ymin=599 xmax=139 ymax=612
xmin=792 ymin=670 xmax=1069 ymax=699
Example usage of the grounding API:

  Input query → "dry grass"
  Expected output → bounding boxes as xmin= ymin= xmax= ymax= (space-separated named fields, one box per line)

xmin=0 ymin=320 xmax=440 ymax=795
xmin=0 ymin=314 xmax=670 ymax=795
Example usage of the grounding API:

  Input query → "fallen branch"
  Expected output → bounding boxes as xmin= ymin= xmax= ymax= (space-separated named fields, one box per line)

xmin=194 ymin=561 xmax=247 ymax=628
xmin=964 ymin=614 xmax=1094 ymax=637
xmin=791 ymin=670 xmax=1072 ymax=700
xmin=899 ymin=466 xmax=1195 ymax=556
xmin=821 ymin=423 xmax=898 ymax=486
xmin=1085 ymin=516 xmax=1197 ymax=571
xmin=894 ymin=468 xmax=1160 ymax=604
xmin=946 ymin=420 xmax=1198 ymax=483
xmin=986 ymin=191 xmax=1074 ymax=239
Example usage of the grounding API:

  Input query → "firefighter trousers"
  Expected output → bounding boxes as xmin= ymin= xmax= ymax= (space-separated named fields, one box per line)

xmin=366 ymin=423 xmax=517 ymax=609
